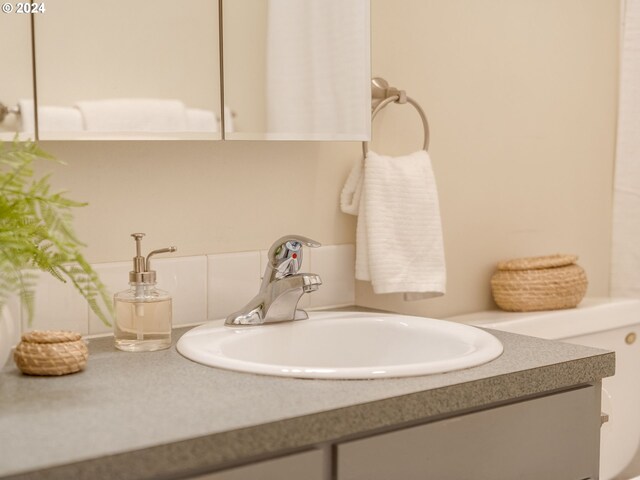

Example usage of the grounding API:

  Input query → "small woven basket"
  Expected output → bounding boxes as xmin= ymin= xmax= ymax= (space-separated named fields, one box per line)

xmin=14 ymin=330 xmax=88 ymax=376
xmin=490 ymin=254 xmax=588 ymax=312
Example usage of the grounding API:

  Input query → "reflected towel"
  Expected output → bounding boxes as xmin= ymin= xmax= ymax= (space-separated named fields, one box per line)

xmin=265 ymin=0 xmax=368 ymax=137
xmin=75 ymin=99 xmax=188 ymax=132
xmin=17 ymin=99 xmax=83 ymax=133
xmin=341 ymin=150 xmax=446 ymax=299
xmin=39 ymin=106 xmax=84 ymax=132
xmin=186 ymin=108 xmax=218 ymax=132
xmin=17 ymin=99 xmax=35 ymax=133
xmin=185 ymin=106 xmax=234 ymax=133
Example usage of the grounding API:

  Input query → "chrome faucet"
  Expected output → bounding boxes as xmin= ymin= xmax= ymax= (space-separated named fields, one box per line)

xmin=225 ymin=235 xmax=322 ymax=326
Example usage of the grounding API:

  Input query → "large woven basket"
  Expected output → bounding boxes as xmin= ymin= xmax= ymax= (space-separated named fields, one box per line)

xmin=14 ymin=330 xmax=88 ymax=376
xmin=490 ymin=254 xmax=588 ymax=312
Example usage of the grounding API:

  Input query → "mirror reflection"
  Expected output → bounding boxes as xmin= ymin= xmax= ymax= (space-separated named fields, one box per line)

xmin=0 ymin=14 xmax=34 ymax=139
xmin=34 ymin=0 xmax=221 ymax=139
xmin=223 ymin=0 xmax=370 ymax=140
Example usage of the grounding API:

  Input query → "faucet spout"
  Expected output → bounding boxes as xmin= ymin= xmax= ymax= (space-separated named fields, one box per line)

xmin=265 ymin=273 xmax=322 ymax=322
xmin=225 ymin=235 xmax=322 ymax=326
xmin=226 ymin=273 xmax=322 ymax=326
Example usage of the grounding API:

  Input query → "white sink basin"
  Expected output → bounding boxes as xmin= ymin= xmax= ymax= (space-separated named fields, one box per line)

xmin=177 ymin=311 xmax=503 ymax=379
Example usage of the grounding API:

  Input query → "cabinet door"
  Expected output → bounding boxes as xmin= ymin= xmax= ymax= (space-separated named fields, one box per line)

xmin=338 ymin=386 xmax=601 ymax=480
xmin=188 ymin=449 xmax=325 ymax=480
xmin=33 ymin=0 xmax=221 ymax=140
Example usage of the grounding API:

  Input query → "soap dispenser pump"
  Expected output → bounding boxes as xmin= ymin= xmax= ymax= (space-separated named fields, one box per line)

xmin=114 ymin=233 xmax=177 ymax=352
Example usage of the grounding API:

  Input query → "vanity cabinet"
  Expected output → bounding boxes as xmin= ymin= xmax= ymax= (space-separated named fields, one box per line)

xmin=187 ymin=385 xmax=601 ymax=480
xmin=0 ymin=325 xmax=612 ymax=480
xmin=187 ymin=450 xmax=325 ymax=480
xmin=337 ymin=385 xmax=601 ymax=480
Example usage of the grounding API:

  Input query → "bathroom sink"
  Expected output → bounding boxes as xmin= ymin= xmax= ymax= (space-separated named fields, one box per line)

xmin=177 ymin=311 xmax=503 ymax=379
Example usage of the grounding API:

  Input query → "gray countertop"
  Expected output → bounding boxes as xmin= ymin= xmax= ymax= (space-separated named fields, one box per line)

xmin=0 ymin=322 xmax=614 ymax=480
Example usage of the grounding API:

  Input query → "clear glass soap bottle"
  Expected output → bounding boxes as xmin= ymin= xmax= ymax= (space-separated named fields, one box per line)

xmin=114 ymin=233 xmax=177 ymax=352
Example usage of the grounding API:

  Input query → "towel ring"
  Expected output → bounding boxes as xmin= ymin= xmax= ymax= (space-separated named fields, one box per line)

xmin=362 ymin=88 xmax=430 ymax=157
xmin=0 ymin=102 xmax=20 ymax=123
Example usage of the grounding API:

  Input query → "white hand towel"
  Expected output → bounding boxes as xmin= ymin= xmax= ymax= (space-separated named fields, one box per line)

xmin=341 ymin=150 xmax=446 ymax=299
xmin=75 ymin=99 xmax=188 ymax=132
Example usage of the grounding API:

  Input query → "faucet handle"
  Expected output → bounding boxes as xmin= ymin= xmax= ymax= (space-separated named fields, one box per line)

xmin=268 ymin=235 xmax=321 ymax=278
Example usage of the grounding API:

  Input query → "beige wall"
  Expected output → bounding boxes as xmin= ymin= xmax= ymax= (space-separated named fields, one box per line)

xmin=35 ymin=141 xmax=358 ymax=264
xmin=33 ymin=0 xmax=618 ymax=318
xmin=359 ymin=0 xmax=619 ymax=317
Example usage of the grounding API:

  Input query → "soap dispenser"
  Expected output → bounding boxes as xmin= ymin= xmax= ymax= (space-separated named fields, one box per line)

xmin=114 ymin=233 xmax=177 ymax=352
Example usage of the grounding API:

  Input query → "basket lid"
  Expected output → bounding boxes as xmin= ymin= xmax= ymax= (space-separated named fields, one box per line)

xmin=497 ymin=254 xmax=578 ymax=271
xmin=21 ymin=330 xmax=82 ymax=344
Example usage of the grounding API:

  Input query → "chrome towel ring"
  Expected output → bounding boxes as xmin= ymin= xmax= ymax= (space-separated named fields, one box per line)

xmin=362 ymin=78 xmax=430 ymax=157
xmin=0 ymin=102 xmax=20 ymax=123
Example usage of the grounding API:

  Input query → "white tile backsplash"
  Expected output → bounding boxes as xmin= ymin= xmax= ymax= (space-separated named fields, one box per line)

xmin=208 ymin=252 xmax=261 ymax=320
xmin=308 ymin=244 xmax=356 ymax=308
xmin=14 ymin=244 xmax=355 ymax=336
xmin=154 ymin=255 xmax=208 ymax=326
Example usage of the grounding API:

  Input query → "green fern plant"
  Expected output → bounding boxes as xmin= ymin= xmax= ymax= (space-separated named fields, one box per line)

xmin=0 ymin=138 xmax=112 ymax=326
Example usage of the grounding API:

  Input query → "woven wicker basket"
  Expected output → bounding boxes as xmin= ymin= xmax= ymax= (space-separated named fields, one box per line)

xmin=490 ymin=254 xmax=588 ymax=312
xmin=14 ymin=330 xmax=88 ymax=376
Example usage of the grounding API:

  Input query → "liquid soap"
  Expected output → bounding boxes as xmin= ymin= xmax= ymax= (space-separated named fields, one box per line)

xmin=114 ymin=233 xmax=177 ymax=352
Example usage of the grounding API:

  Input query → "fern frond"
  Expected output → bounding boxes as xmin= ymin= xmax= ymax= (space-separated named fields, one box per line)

xmin=0 ymin=138 xmax=112 ymax=327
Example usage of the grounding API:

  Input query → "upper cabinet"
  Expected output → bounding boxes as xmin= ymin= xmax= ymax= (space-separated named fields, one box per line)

xmin=34 ymin=0 xmax=222 ymax=140
xmin=1 ymin=0 xmax=370 ymax=141
xmin=0 ymin=14 xmax=34 ymax=139
xmin=222 ymin=0 xmax=371 ymax=140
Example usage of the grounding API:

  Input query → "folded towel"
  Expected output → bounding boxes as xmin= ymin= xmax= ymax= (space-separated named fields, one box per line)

xmin=341 ymin=150 xmax=446 ymax=299
xmin=17 ymin=99 xmax=84 ymax=133
xmin=39 ymin=106 xmax=84 ymax=132
xmin=186 ymin=108 xmax=218 ymax=132
xmin=75 ymin=99 xmax=188 ymax=132
xmin=17 ymin=99 xmax=35 ymax=133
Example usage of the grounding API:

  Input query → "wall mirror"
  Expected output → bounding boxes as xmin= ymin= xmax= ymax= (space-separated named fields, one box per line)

xmin=3 ymin=0 xmax=370 ymax=141
xmin=34 ymin=0 xmax=222 ymax=140
xmin=222 ymin=0 xmax=371 ymax=140
xmin=0 ymin=15 xmax=35 ymax=140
